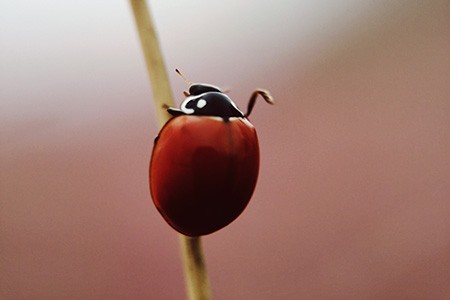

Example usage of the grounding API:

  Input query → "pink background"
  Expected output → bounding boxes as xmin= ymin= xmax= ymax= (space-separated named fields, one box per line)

xmin=1 ymin=1 xmax=449 ymax=299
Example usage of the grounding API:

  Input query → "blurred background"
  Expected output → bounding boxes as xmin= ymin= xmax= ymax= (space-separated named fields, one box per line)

xmin=1 ymin=0 xmax=449 ymax=299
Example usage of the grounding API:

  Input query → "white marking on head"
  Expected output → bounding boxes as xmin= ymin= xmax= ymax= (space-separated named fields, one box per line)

xmin=196 ymin=99 xmax=207 ymax=109
xmin=181 ymin=97 xmax=195 ymax=114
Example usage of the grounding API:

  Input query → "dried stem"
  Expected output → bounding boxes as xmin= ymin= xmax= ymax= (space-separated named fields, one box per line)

xmin=129 ymin=0 xmax=174 ymax=127
xmin=180 ymin=237 xmax=212 ymax=300
xmin=129 ymin=1 xmax=211 ymax=299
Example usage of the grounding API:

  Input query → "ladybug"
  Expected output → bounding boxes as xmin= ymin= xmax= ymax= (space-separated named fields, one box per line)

xmin=150 ymin=71 xmax=273 ymax=236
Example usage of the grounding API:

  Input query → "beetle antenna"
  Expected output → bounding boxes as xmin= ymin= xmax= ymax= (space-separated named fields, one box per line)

xmin=175 ymin=68 xmax=192 ymax=86
xmin=245 ymin=89 xmax=274 ymax=117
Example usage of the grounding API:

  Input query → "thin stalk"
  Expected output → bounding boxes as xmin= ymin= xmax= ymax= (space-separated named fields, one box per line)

xmin=129 ymin=0 xmax=174 ymax=127
xmin=180 ymin=237 xmax=212 ymax=300
xmin=129 ymin=1 xmax=211 ymax=299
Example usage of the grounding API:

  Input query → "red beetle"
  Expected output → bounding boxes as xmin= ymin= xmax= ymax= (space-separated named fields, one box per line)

xmin=150 ymin=73 xmax=273 ymax=236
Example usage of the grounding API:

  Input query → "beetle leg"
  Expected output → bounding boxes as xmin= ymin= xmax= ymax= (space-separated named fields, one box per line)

xmin=245 ymin=89 xmax=274 ymax=117
xmin=154 ymin=135 xmax=160 ymax=144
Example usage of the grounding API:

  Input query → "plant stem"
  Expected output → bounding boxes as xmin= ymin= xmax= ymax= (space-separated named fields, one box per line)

xmin=129 ymin=1 xmax=211 ymax=299
xmin=180 ymin=236 xmax=212 ymax=300
xmin=129 ymin=0 xmax=174 ymax=127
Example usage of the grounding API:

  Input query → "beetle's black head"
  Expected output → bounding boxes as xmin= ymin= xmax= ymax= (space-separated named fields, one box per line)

xmin=168 ymin=83 xmax=244 ymax=121
xmin=188 ymin=83 xmax=222 ymax=96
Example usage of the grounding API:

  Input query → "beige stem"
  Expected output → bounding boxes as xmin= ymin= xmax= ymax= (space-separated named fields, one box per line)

xmin=129 ymin=1 xmax=211 ymax=299
xmin=129 ymin=0 xmax=174 ymax=126
xmin=180 ymin=236 xmax=212 ymax=300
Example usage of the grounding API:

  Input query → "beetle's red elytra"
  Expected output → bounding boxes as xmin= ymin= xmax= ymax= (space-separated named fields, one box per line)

xmin=150 ymin=72 xmax=273 ymax=236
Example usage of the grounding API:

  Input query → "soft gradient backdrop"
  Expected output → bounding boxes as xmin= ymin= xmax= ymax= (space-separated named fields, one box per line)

xmin=1 ymin=1 xmax=449 ymax=299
